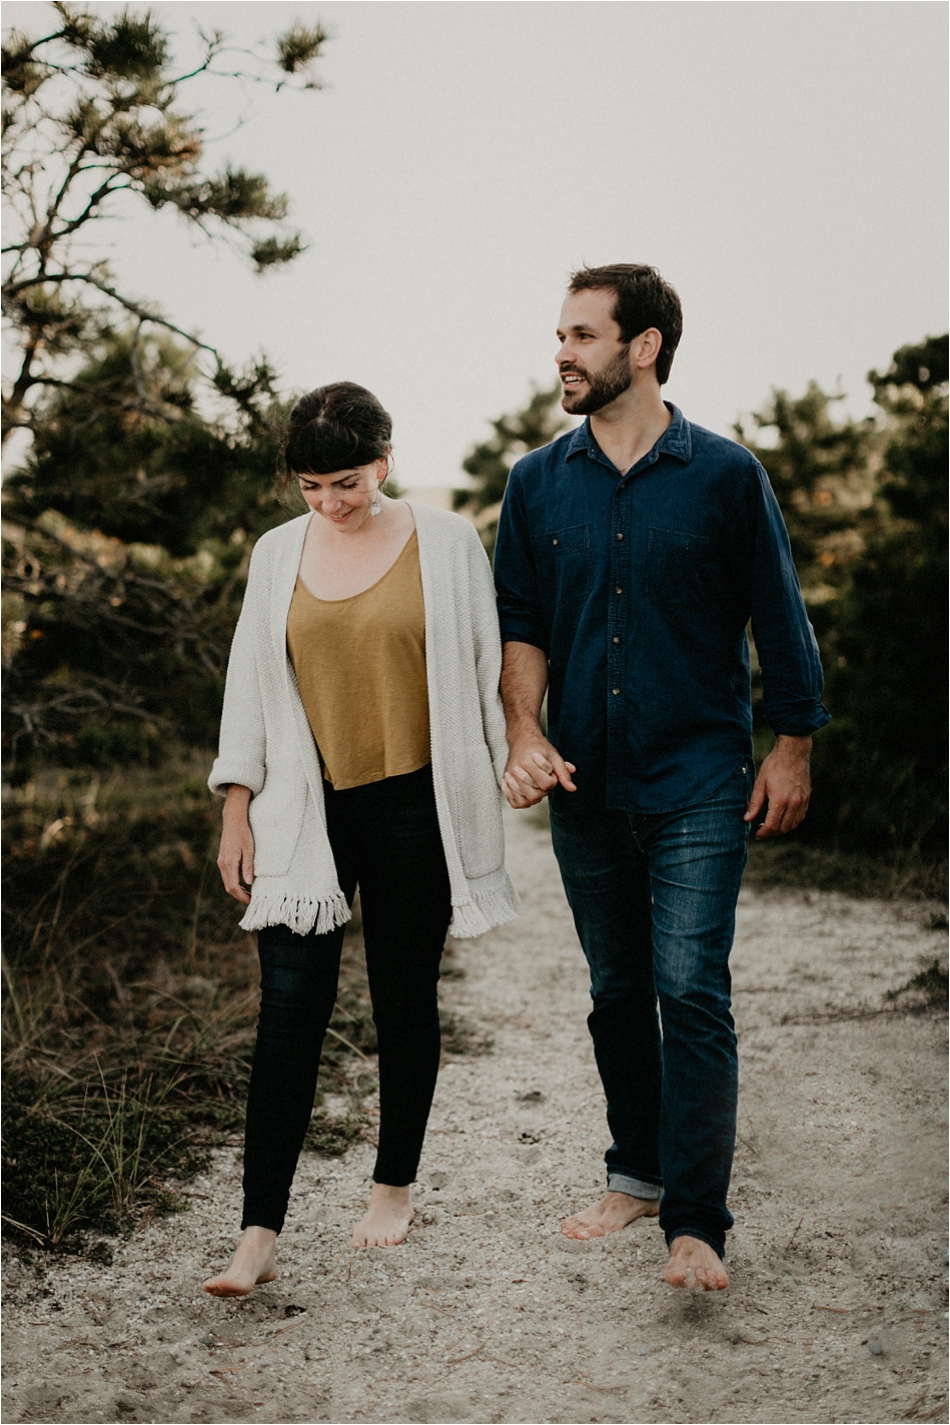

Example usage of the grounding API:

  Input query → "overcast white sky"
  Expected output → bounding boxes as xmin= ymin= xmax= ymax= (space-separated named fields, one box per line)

xmin=4 ymin=1 xmax=948 ymax=486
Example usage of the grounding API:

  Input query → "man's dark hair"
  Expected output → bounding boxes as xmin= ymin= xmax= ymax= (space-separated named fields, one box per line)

xmin=284 ymin=381 xmax=392 ymax=476
xmin=567 ymin=264 xmax=683 ymax=385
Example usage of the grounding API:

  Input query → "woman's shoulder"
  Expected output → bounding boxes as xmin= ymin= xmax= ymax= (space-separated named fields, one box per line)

xmin=249 ymin=512 xmax=311 ymax=565
xmin=408 ymin=502 xmax=481 ymax=548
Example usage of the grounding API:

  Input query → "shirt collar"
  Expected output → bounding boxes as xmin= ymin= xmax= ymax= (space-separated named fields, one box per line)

xmin=565 ymin=402 xmax=692 ymax=468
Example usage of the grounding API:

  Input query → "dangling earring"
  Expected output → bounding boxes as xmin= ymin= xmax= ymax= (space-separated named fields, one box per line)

xmin=370 ymin=480 xmax=382 ymax=516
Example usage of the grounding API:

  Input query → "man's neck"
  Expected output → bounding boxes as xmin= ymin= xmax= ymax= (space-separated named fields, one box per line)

xmin=589 ymin=385 xmax=672 ymax=477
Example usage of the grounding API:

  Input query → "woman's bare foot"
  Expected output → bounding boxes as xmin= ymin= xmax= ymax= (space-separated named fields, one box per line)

xmin=562 ymin=1190 xmax=660 ymax=1240
xmin=664 ymin=1234 xmax=729 ymax=1291
xmin=202 ymin=1226 xmax=278 ymax=1297
xmin=350 ymin=1182 xmax=414 ymax=1247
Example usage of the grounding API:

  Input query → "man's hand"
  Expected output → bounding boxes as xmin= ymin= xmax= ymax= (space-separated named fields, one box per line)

xmin=744 ymin=734 xmax=812 ymax=840
xmin=503 ymin=731 xmax=577 ymax=809
xmin=217 ymin=784 xmax=255 ymax=904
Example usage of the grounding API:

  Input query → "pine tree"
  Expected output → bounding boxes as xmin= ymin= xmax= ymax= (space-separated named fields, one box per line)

xmin=1 ymin=4 xmax=324 ymax=775
xmin=454 ymin=382 xmax=568 ymax=555
xmin=740 ymin=337 xmax=948 ymax=858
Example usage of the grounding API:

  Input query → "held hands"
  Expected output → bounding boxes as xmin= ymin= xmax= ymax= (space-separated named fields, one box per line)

xmin=217 ymin=785 xmax=255 ymax=904
xmin=502 ymin=729 xmax=577 ymax=809
xmin=744 ymin=734 xmax=812 ymax=840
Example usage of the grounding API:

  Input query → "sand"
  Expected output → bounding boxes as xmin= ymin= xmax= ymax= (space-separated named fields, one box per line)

xmin=2 ymin=808 xmax=947 ymax=1425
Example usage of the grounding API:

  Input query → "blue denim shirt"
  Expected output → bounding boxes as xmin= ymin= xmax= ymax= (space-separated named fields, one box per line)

xmin=494 ymin=404 xmax=830 ymax=815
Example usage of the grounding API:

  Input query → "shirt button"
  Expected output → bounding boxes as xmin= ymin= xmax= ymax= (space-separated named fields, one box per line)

xmin=615 ymin=586 xmax=623 ymax=595
xmin=612 ymin=687 xmax=620 ymax=695
xmin=616 ymin=532 xmax=624 ymax=540
xmin=552 ymin=537 xmax=559 ymax=546
xmin=613 ymin=636 xmax=621 ymax=644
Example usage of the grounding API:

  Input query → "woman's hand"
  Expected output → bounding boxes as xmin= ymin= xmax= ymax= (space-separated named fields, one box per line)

xmin=502 ymin=731 xmax=577 ymax=809
xmin=217 ymin=785 xmax=255 ymax=905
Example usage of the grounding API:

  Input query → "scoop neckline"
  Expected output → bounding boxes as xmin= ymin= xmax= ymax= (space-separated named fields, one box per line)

xmin=295 ymin=527 xmax=418 ymax=605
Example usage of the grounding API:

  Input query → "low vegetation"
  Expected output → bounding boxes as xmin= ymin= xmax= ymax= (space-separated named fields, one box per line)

xmin=1 ymin=761 xmax=475 ymax=1255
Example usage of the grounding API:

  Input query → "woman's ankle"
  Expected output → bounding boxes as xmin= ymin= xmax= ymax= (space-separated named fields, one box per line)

xmin=370 ymin=1181 xmax=411 ymax=1201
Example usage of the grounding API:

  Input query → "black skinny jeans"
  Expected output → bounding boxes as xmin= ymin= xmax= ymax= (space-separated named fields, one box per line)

xmin=241 ymin=764 xmax=451 ymax=1233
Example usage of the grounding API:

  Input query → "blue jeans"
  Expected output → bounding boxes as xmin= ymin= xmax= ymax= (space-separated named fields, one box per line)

xmin=549 ymin=761 xmax=753 ymax=1258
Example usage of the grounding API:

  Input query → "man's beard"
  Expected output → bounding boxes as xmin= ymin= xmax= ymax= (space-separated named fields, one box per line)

xmin=561 ymin=345 xmax=632 ymax=415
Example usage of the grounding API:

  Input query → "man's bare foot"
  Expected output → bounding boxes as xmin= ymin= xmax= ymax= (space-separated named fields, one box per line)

xmin=562 ymin=1190 xmax=660 ymax=1240
xmin=202 ymin=1225 xmax=278 ymax=1298
xmin=664 ymin=1234 xmax=729 ymax=1291
xmin=350 ymin=1182 xmax=414 ymax=1248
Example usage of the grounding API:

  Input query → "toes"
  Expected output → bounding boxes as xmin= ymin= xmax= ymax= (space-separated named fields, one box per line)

xmin=665 ymin=1264 xmax=727 ymax=1292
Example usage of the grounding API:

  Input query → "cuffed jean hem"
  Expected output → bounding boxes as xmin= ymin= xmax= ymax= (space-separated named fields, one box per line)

xmin=607 ymin=1172 xmax=663 ymax=1201
xmin=666 ymin=1226 xmax=726 ymax=1260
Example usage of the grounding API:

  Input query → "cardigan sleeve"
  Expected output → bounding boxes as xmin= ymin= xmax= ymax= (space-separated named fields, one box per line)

xmin=463 ymin=524 xmax=509 ymax=785
xmin=208 ymin=548 xmax=269 ymax=798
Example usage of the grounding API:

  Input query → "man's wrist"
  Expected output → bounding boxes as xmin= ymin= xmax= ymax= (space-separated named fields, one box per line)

xmin=507 ymin=719 xmax=545 ymax=744
xmin=772 ymin=733 xmax=812 ymax=760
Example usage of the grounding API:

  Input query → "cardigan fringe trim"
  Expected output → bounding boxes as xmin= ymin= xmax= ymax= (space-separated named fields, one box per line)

xmin=239 ymin=887 xmax=352 ymax=937
xmin=449 ymin=871 xmax=520 ymax=939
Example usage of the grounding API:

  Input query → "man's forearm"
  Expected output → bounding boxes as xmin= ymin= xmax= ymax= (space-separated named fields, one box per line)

xmin=499 ymin=640 xmax=576 ymax=805
xmin=501 ymin=641 xmax=549 ymax=736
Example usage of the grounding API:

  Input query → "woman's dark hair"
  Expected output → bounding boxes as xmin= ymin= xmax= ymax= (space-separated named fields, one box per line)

xmin=567 ymin=264 xmax=683 ymax=384
xmin=284 ymin=382 xmax=392 ymax=476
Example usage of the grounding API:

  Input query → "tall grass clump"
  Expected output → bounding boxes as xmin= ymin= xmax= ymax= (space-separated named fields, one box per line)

xmin=1 ymin=759 xmax=379 ymax=1254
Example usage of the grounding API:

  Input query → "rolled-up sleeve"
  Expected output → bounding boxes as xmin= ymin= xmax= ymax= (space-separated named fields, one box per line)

xmin=745 ymin=462 xmax=831 ymax=737
xmin=494 ymin=470 xmax=549 ymax=653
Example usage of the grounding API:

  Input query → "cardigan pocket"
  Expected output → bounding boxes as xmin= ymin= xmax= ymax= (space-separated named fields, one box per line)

xmin=247 ymin=755 xmax=308 ymax=877
xmin=448 ymin=745 xmax=504 ymax=881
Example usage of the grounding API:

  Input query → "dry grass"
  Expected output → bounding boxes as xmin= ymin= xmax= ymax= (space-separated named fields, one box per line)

xmin=0 ymin=762 xmax=382 ymax=1253
xmin=744 ymin=837 xmax=947 ymax=900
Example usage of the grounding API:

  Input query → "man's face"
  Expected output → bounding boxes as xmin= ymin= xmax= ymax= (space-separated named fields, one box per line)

xmin=556 ymin=288 xmax=632 ymax=415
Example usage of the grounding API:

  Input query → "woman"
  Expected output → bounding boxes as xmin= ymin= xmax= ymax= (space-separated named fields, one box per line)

xmin=203 ymin=383 xmax=517 ymax=1297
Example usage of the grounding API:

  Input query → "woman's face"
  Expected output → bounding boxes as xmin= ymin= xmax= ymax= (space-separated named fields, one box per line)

xmin=296 ymin=459 xmax=386 ymax=532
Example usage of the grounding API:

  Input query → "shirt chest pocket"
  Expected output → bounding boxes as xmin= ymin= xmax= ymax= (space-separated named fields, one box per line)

xmin=532 ymin=523 xmax=592 ymax=608
xmin=645 ymin=527 xmax=717 ymax=607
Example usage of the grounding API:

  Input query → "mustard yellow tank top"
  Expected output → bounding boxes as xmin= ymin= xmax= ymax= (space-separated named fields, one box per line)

xmin=286 ymin=531 xmax=430 ymax=789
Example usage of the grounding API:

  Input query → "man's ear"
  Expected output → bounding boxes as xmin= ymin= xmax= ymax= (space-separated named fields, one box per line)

xmin=632 ymin=327 xmax=663 ymax=372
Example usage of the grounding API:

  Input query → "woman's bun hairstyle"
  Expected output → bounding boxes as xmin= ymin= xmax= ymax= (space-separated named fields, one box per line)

xmin=284 ymin=382 xmax=392 ymax=476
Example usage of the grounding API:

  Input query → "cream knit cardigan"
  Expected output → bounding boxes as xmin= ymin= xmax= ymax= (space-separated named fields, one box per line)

xmin=208 ymin=503 xmax=519 ymax=939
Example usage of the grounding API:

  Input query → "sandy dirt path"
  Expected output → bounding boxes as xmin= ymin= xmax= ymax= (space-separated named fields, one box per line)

xmin=3 ymin=809 xmax=947 ymax=1425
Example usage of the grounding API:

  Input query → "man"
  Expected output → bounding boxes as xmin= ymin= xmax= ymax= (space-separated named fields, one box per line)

xmin=494 ymin=264 xmax=828 ymax=1291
